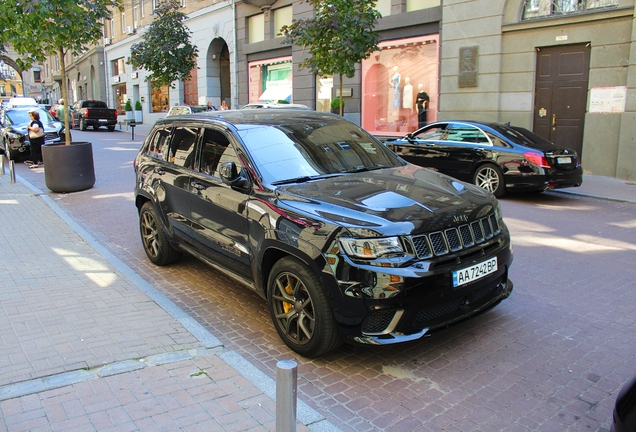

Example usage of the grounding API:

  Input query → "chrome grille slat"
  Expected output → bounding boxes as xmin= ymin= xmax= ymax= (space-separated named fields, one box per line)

xmin=410 ymin=214 xmax=500 ymax=258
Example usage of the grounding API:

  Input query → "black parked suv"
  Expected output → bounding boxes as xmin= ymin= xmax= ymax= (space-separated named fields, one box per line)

xmin=134 ymin=109 xmax=514 ymax=357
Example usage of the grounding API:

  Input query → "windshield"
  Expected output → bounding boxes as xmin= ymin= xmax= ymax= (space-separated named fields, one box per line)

xmin=5 ymin=109 xmax=56 ymax=126
xmin=238 ymin=118 xmax=404 ymax=184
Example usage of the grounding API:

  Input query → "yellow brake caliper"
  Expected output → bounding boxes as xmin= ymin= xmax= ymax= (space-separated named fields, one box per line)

xmin=283 ymin=280 xmax=294 ymax=313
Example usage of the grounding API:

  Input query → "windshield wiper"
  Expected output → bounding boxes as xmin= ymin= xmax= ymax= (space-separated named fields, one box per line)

xmin=345 ymin=166 xmax=390 ymax=174
xmin=271 ymin=173 xmax=340 ymax=185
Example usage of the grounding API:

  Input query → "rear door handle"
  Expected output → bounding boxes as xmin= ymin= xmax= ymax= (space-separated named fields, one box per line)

xmin=191 ymin=181 xmax=206 ymax=191
xmin=153 ymin=167 xmax=165 ymax=175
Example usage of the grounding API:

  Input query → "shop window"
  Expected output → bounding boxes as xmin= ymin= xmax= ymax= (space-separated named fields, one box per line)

xmin=151 ymin=82 xmax=170 ymax=113
xmin=375 ymin=0 xmax=391 ymax=17
xmin=406 ymin=0 xmax=441 ymax=12
xmin=33 ymin=70 xmax=41 ymax=83
xmin=522 ymin=0 xmax=618 ymax=19
xmin=316 ymin=76 xmax=333 ymax=112
xmin=361 ymin=35 xmax=439 ymax=136
xmin=248 ymin=14 xmax=265 ymax=43
xmin=113 ymin=83 xmax=127 ymax=114
xmin=274 ymin=6 xmax=292 ymax=37
xmin=248 ymin=57 xmax=293 ymax=103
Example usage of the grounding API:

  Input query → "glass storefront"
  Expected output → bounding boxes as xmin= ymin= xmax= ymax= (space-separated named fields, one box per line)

xmin=248 ymin=57 xmax=293 ymax=103
xmin=361 ymin=35 xmax=439 ymax=136
xmin=316 ymin=76 xmax=333 ymax=112
xmin=151 ymin=82 xmax=170 ymax=113
xmin=113 ymin=83 xmax=127 ymax=114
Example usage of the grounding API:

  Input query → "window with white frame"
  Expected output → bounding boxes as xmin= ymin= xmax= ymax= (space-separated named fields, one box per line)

xmin=121 ymin=11 xmax=126 ymax=33
xmin=141 ymin=0 xmax=145 ymax=17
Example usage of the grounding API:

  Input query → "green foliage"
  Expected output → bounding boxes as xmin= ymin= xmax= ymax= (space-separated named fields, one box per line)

xmin=135 ymin=100 xmax=142 ymax=111
xmin=125 ymin=100 xmax=133 ymax=111
xmin=129 ymin=0 xmax=198 ymax=88
xmin=281 ymin=0 xmax=380 ymax=115
xmin=0 ymin=0 xmax=123 ymax=144
xmin=330 ymin=97 xmax=345 ymax=110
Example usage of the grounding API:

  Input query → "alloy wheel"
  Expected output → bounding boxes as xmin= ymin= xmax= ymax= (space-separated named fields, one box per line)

xmin=271 ymin=272 xmax=315 ymax=345
xmin=140 ymin=209 xmax=160 ymax=259
xmin=475 ymin=166 xmax=500 ymax=193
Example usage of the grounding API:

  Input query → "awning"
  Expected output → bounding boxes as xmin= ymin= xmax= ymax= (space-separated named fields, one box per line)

xmin=258 ymin=86 xmax=291 ymax=102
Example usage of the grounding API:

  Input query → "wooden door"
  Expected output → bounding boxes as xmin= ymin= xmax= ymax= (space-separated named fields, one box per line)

xmin=533 ymin=44 xmax=590 ymax=157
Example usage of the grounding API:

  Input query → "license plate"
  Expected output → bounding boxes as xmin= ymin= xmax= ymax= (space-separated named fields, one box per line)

xmin=99 ymin=119 xmax=108 ymax=122
xmin=556 ymin=157 xmax=572 ymax=164
xmin=453 ymin=257 xmax=497 ymax=287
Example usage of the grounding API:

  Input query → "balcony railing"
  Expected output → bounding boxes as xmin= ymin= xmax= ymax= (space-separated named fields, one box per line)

xmin=522 ymin=0 xmax=619 ymax=20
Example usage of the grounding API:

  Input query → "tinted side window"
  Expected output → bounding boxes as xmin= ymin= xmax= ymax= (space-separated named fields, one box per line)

xmin=414 ymin=125 xmax=446 ymax=141
xmin=447 ymin=124 xmax=490 ymax=144
xmin=199 ymin=128 xmax=231 ymax=176
xmin=169 ymin=126 xmax=199 ymax=169
xmin=146 ymin=127 xmax=171 ymax=160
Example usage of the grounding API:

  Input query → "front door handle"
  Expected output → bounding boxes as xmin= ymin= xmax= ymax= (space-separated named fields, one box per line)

xmin=552 ymin=114 xmax=556 ymax=131
xmin=153 ymin=167 xmax=165 ymax=175
xmin=191 ymin=181 xmax=206 ymax=191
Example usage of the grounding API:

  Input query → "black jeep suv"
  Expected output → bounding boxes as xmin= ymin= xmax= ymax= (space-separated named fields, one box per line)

xmin=133 ymin=109 xmax=514 ymax=357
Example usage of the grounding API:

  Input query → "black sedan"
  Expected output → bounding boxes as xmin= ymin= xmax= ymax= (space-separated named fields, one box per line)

xmin=0 ymin=107 xmax=65 ymax=161
xmin=612 ymin=373 xmax=636 ymax=432
xmin=383 ymin=121 xmax=583 ymax=197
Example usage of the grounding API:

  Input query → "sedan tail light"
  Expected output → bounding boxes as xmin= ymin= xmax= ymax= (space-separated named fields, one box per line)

xmin=523 ymin=151 xmax=551 ymax=168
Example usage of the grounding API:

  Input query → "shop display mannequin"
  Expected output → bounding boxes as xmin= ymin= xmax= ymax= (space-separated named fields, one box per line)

xmin=402 ymin=77 xmax=413 ymax=111
xmin=389 ymin=66 xmax=401 ymax=111
xmin=416 ymin=83 xmax=430 ymax=127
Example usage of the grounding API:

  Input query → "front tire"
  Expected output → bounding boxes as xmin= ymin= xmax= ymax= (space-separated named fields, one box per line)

xmin=139 ymin=201 xmax=182 ymax=266
xmin=107 ymin=126 xmax=115 ymax=132
xmin=267 ymin=257 xmax=342 ymax=358
xmin=473 ymin=163 xmax=505 ymax=198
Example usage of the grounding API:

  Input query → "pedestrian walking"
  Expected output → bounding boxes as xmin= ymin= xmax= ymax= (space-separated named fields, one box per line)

xmin=26 ymin=110 xmax=45 ymax=168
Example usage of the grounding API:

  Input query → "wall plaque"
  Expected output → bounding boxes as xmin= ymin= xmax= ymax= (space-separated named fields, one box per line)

xmin=458 ymin=46 xmax=478 ymax=88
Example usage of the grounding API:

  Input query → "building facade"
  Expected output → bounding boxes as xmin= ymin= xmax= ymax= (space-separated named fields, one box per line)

xmin=8 ymin=0 xmax=634 ymax=181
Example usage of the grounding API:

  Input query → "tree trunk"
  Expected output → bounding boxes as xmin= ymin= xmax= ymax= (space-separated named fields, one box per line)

xmin=339 ymin=75 xmax=344 ymax=116
xmin=59 ymin=47 xmax=71 ymax=146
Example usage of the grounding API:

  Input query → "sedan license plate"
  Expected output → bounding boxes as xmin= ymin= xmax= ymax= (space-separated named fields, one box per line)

xmin=453 ymin=257 xmax=497 ymax=287
xmin=556 ymin=156 xmax=572 ymax=164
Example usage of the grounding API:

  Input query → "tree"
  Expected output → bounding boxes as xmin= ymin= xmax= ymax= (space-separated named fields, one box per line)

xmin=281 ymin=0 xmax=381 ymax=115
xmin=0 ymin=0 xmax=122 ymax=145
xmin=129 ymin=0 xmax=198 ymax=89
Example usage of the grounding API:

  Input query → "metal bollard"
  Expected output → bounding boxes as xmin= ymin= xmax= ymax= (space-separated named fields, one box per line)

xmin=276 ymin=360 xmax=298 ymax=432
xmin=9 ymin=160 xmax=16 ymax=183
xmin=130 ymin=120 xmax=136 ymax=140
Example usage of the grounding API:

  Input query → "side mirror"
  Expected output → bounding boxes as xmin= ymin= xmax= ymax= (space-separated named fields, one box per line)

xmin=219 ymin=161 xmax=249 ymax=189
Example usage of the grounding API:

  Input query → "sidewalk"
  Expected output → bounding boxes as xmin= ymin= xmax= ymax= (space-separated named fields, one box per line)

xmin=553 ymin=172 xmax=636 ymax=204
xmin=0 ymin=167 xmax=336 ymax=430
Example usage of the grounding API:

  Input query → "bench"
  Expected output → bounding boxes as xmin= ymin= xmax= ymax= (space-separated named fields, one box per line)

xmin=118 ymin=119 xmax=136 ymax=130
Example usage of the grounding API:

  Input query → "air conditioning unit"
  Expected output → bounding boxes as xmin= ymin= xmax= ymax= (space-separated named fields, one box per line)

xmin=133 ymin=20 xmax=139 ymax=29
xmin=103 ymin=37 xmax=111 ymax=45
xmin=125 ymin=26 xmax=135 ymax=35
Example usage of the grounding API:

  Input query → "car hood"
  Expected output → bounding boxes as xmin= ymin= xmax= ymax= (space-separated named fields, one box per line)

xmin=10 ymin=120 xmax=62 ymax=134
xmin=275 ymin=165 xmax=498 ymax=237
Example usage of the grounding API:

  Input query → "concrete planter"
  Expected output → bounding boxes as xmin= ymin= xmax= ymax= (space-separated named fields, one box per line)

xmin=42 ymin=142 xmax=95 ymax=193
xmin=134 ymin=110 xmax=143 ymax=123
xmin=126 ymin=110 xmax=134 ymax=120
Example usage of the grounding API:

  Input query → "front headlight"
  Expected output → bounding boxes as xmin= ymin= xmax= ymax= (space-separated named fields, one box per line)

xmin=339 ymin=237 xmax=404 ymax=259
